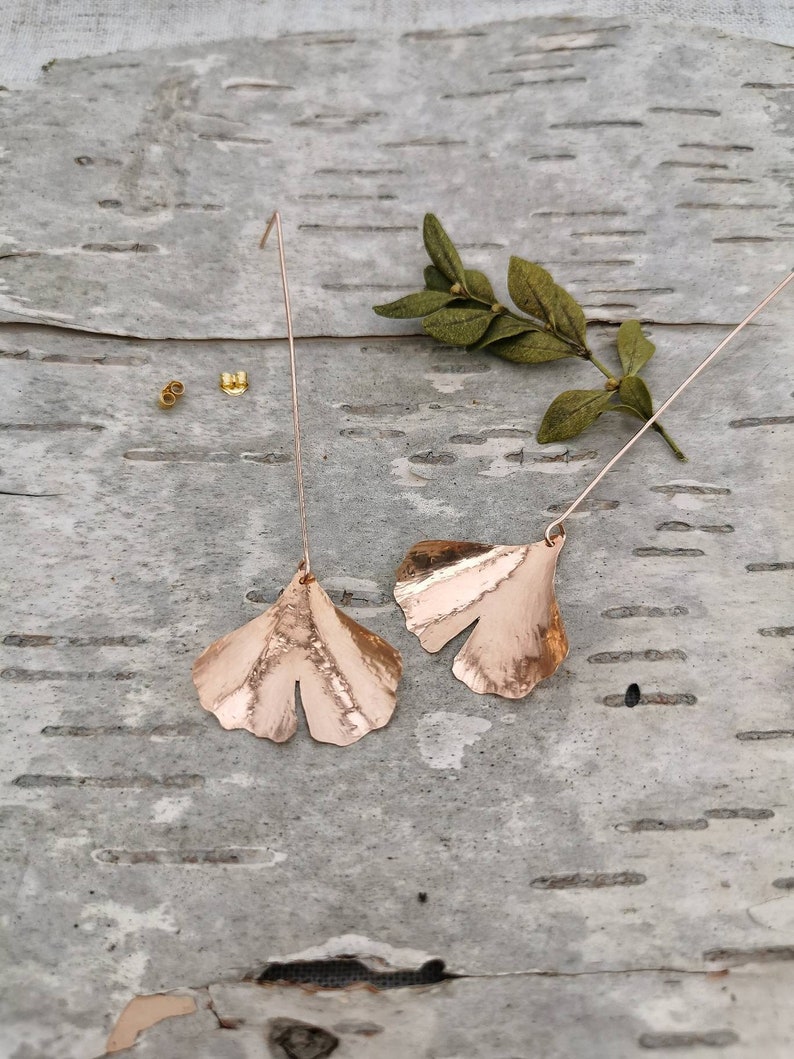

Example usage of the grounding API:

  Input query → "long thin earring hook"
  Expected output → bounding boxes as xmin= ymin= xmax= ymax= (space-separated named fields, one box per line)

xmin=261 ymin=211 xmax=311 ymax=576
xmin=544 ymin=269 xmax=794 ymax=543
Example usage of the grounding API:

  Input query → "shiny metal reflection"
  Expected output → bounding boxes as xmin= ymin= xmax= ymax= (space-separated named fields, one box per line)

xmin=193 ymin=568 xmax=402 ymax=746
xmin=394 ymin=536 xmax=568 ymax=700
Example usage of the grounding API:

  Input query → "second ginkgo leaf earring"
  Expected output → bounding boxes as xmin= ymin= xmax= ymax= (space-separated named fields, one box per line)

xmin=394 ymin=272 xmax=793 ymax=700
xmin=192 ymin=212 xmax=402 ymax=746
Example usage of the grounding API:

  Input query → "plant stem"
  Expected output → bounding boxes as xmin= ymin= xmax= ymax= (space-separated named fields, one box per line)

xmin=440 ymin=250 xmax=689 ymax=462
xmin=585 ymin=352 xmax=614 ymax=379
xmin=653 ymin=422 xmax=687 ymax=461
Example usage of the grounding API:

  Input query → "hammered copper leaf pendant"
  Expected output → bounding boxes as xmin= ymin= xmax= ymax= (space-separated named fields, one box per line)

xmin=394 ymin=535 xmax=568 ymax=699
xmin=193 ymin=569 xmax=402 ymax=746
xmin=392 ymin=274 xmax=794 ymax=700
xmin=192 ymin=211 xmax=402 ymax=745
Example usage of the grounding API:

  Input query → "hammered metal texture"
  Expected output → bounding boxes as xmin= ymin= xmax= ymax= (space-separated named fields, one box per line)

xmin=394 ymin=537 xmax=568 ymax=699
xmin=193 ymin=570 xmax=402 ymax=745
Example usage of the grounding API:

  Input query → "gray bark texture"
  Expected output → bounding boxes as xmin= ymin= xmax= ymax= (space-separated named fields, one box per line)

xmin=0 ymin=15 xmax=792 ymax=1059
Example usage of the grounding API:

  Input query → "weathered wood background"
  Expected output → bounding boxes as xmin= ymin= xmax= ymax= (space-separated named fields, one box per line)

xmin=1 ymin=15 xmax=792 ymax=1059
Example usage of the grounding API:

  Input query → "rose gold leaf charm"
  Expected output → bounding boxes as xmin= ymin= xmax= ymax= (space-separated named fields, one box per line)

xmin=394 ymin=536 xmax=568 ymax=699
xmin=193 ymin=569 xmax=402 ymax=746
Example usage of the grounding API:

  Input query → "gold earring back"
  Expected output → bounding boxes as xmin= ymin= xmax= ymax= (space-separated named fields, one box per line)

xmin=220 ymin=371 xmax=248 ymax=396
xmin=158 ymin=380 xmax=185 ymax=408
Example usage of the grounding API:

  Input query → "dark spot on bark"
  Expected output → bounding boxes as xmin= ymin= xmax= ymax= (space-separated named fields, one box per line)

xmin=704 ymin=946 xmax=794 ymax=966
xmin=268 ymin=1018 xmax=339 ymax=1059
xmin=616 ymin=818 xmax=708 ymax=832
xmin=531 ymin=871 xmax=646 ymax=889
xmin=332 ymin=1020 xmax=383 ymax=1036
xmin=588 ymin=649 xmax=686 ymax=663
xmin=730 ymin=415 xmax=794 ymax=428
xmin=639 ymin=1030 xmax=739 ymax=1048
xmin=602 ymin=605 xmax=688 ymax=618
xmin=625 ymin=683 xmax=641 ymax=707
xmin=409 ymin=451 xmax=455 ymax=465
xmin=704 ymin=808 xmax=774 ymax=820
xmin=14 ymin=774 xmax=202 ymax=789
xmin=736 ymin=729 xmax=794 ymax=740
xmin=633 ymin=548 xmax=705 ymax=557
xmin=81 ymin=242 xmax=159 ymax=253
xmin=604 ymin=692 xmax=697 ymax=707
xmin=253 ymin=957 xmax=450 ymax=989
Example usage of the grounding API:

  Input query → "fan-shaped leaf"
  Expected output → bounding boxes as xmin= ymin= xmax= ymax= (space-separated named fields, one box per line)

xmin=394 ymin=537 xmax=568 ymax=699
xmin=193 ymin=570 xmax=402 ymax=746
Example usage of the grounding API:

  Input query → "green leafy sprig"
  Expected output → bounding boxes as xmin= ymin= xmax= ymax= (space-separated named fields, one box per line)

xmin=374 ymin=214 xmax=685 ymax=460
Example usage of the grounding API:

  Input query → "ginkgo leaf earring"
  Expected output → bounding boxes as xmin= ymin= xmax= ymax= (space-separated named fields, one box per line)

xmin=395 ymin=272 xmax=793 ymax=700
xmin=192 ymin=212 xmax=402 ymax=746
xmin=395 ymin=536 xmax=567 ymax=699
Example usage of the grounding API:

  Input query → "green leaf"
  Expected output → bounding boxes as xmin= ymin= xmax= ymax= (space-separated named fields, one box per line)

xmin=609 ymin=398 xmax=687 ymax=460
xmin=507 ymin=257 xmax=554 ymax=323
xmin=373 ymin=290 xmax=456 ymax=319
xmin=469 ymin=314 xmax=538 ymax=350
xmin=618 ymin=374 xmax=654 ymax=418
xmin=507 ymin=256 xmax=587 ymax=348
xmin=423 ymin=306 xmax=493 ymax=346
xmin=424 ymin=265 xmax=450 ymax=292
xmin=606 ymin=403 xmax=646 ymax=422
xmin=553 ymin=287 xmax=587 ymax=347
xmin=464 ymin=269 xmax=496 ymax=303
xmin=537 ymin=389 xmax=616 ymax=443
xmin=616 ymin=320 xmax=655 ymax=375
xmin=423 ymin=214 xmax=466 ymax=285
xmin=488 ymin=331 xmax=576 ymax=364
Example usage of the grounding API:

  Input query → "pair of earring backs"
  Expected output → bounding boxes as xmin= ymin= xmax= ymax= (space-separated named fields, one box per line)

xmin=191 ymin=211 xmax=793 ymax=748
xmin=157 ymin=372 xmax=249 ymax=407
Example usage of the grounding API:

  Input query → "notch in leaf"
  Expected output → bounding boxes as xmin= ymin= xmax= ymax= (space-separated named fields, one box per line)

xmin=394 ymin=536 xmax=568 ymax=699
xmin=193 ymin=570 xmax=402 ymax=746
